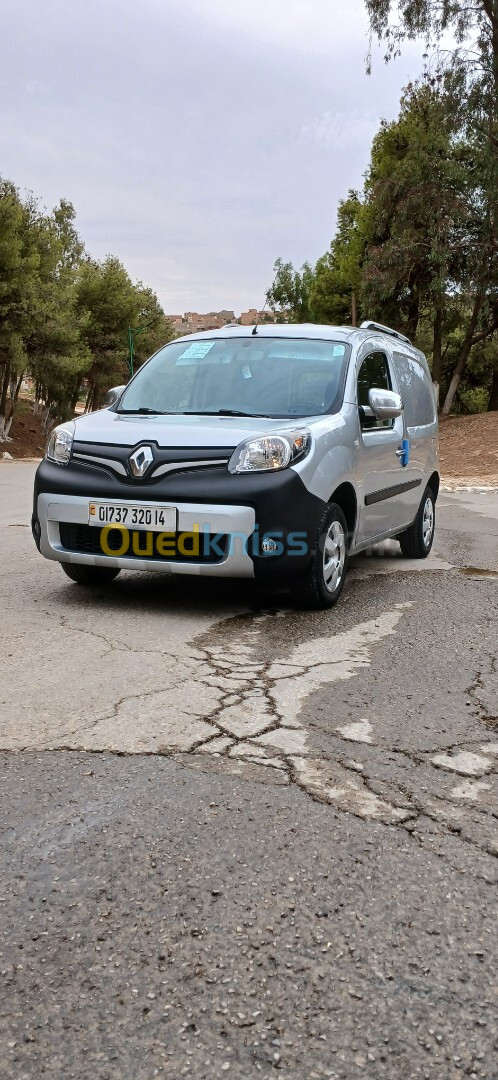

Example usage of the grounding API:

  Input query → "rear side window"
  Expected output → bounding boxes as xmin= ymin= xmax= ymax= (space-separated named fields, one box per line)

xmin=393 ymin=352 xmax=436 ymax=427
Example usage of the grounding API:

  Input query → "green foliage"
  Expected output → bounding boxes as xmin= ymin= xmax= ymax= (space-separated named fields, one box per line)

xmin=265 ymin=258 xmax=314 ymax=322
xmin=0 ymin=179 xmax=168 ymax=435
xmin=360 ymin=82 xmax=474 ymax=387
xmin=76 ymin=260 xmax=174 ymax=410
xmin=309 ymin=194 xmax=367 ymax=325
xmin=363 ymin=0 xmax=498 ymax=411
xmin=266 ymin=198 xmax=367 ymax=328
xmin=266 ymin=45 xmax=498 ymax=411
xmin=76 ymin=257 xmax=139 ymax=408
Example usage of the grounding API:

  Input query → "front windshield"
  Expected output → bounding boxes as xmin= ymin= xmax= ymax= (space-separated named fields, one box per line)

xmin=117 ymin=336 xmax=350 ymax=419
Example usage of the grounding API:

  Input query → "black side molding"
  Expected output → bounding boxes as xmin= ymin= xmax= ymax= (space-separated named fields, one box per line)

xmin=365 ymin=478 xmax=422 ymax=506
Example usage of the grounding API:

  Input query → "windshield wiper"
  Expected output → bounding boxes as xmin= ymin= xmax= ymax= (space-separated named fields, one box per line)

xmin=117 ymin=407 xmax=269 ymax=418
xmin=181 ymin=409 xmax=267 ymax=418
xmin=117 ymin=407 xmax=170 ymax=415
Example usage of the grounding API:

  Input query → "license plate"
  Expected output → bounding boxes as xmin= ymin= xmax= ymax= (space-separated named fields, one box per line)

xmin=88 ymin=501 xmax=177 ymax=531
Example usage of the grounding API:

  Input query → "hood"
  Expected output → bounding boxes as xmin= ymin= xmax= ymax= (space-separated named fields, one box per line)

xmin=73 ymin=410 xmax=312 ymax=449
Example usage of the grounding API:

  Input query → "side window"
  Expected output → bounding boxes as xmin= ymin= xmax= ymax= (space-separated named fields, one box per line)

xmin=393 ymin=352 xmax=436 ymax=427
xmin=357 ymin=351 xmax=392 ymax=429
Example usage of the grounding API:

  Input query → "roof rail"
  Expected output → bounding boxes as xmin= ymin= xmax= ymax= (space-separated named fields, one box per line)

xmin=360 ymin=321 xmax=411 ymax=346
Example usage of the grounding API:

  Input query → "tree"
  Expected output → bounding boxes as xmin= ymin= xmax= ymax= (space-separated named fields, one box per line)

xmin=266 ymin=202 xmax=367 ymax=329
xmin=0 ymin=177 xmax=171 ymax=435
xmin=27 ymin=199 xmax=90 ymax=427
xmin=0 ymin=181 xmax=27 ymax=439
xmin=360 ymin=83 xmax=472 ymax=402
xmin=364 ymin=0 xmax=498 ymax=412
xmin=265 ymin=258 xmax=314 ymax=322
xmin=310 ymin=193 xmax=367 ymax=326
xmin=128 ymin=284 xmax=175 ymax=375
xmin=76 ymin=258 xmax=169 ymax=410
xmin=0 ymin=184 xmax=88 ymax=438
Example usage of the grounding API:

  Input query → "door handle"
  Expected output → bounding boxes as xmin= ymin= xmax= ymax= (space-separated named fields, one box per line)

xmin=396 ymin=439 xmax=410 ymax=466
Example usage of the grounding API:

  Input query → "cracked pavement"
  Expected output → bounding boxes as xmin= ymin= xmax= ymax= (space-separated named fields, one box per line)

xmin=0 ymin=463 xmax=497 ymax=1079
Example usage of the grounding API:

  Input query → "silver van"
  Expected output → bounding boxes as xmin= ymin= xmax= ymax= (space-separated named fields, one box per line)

xmin=32 ymin=321 xmax=439 ymax=608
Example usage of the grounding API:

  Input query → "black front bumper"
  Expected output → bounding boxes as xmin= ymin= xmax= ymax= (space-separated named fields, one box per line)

xmin=33 ymin=459 xmax=327 ymax=578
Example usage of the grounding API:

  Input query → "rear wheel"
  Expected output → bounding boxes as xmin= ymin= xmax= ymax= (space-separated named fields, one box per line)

xmin=398 ymin=486 xmax=435 ymax=558
xmin=290 ymin=503 xmax=348 ymax=610
xmin=61 ymin=563 xmax=121 ymax=585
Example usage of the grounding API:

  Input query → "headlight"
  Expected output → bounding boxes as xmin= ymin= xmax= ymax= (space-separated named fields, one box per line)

xmin=46 ymin=423 xmax=75 ymax=465
xmin=228 ymin=429 xmax=311 ymax=474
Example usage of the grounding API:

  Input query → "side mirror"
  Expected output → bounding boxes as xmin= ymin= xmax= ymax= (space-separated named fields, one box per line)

xmin=103 ymin=385 xmax=126 ymax=408
xmin=368 ymin=388 xmax=403 ymax=420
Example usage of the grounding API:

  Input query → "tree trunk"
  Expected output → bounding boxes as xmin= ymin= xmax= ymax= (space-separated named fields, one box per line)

xmin=406 ymin=290 xmax=419 ymax=341
xmin=0 ymin=417 xmax=13 ymax=442
xmin=0 ymin=362 xmax=11 ymax=424
xmin=70 ymin=379 xmax=81 ymax=414
xmin=431 ymin=303 xmax=443 ymax=410
xmin=41 ymin=406 xmax=53 ymax=434
xmin=33 ymin=385 xmax=43 ymax=416
xmin=351 ymin=291 xmax=358 ymax=327
xmin=441 ymin=294 xmax=483 ymax=417
xmin=488 ymin=365 xmax=498 ymax=411
xmin=6 ymin=371 xmax=25 ymax=423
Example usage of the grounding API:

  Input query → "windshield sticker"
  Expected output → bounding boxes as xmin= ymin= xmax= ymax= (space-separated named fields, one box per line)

xmin=333 ymin=345 xmax=346 ymax=356
xmin=242 ymin=365 xmax=252 ymax=379
xmin=177 ymin=342 xmax=215 ymax=361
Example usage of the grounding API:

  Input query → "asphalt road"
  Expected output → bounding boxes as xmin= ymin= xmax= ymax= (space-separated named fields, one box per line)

xmin=1 ymin=463 xmax=497 ymax=1080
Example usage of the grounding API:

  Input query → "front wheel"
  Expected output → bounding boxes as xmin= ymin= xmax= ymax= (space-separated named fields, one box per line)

xmin=290 ymin=503 xmax=348 ymax=610
xmin=61 ymin=563 xmax=121 ymax=586
xmin=398 ymin=486 xmax=435 ymax=558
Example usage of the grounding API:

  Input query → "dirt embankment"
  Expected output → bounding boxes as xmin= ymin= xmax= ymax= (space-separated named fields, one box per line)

xmin=2 ymin=403 xmax=498 ymax=486
xmin=439 ymin=412 xmax=498 ymax=487
xmin=3 ymin=407 xmax=47 ymax=459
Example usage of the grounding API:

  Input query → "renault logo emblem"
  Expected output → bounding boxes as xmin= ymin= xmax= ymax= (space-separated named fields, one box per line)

xmin=129 ymin=445 xmax=154 ymax=478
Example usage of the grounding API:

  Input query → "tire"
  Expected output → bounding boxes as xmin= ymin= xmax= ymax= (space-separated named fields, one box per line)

xmin=61 ymin=563 xmax=121 ymax=586
xmin=290 ymin=503 xmax=348 ymax=610
xmin=398 ymin=486 xmax=435 ymax=559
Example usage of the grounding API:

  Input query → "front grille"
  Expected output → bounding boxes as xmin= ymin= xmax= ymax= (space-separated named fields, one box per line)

xmin=71 ymin=442 xmax=233 ymax=483
xmin=59 ymin=523 xmax=228 ymax=564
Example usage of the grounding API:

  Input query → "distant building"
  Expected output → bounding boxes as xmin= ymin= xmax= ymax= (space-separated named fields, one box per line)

xmin=167 ymin=308 xmax=277 ymax=336
xmin=167 ymin=315 xmax=186 ymax=334
xmin=168 ymin=310 xmax=235 ymax=336
xmin=239 ymin=308 xmax=277 ymax=326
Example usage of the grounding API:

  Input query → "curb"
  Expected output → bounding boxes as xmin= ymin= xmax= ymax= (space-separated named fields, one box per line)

xmin=0 ymin=456 xmax=43 ymax=463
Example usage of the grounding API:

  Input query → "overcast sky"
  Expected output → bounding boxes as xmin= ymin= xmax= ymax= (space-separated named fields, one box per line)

xmin=1 ymin=0 xmax=425 ymax=314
